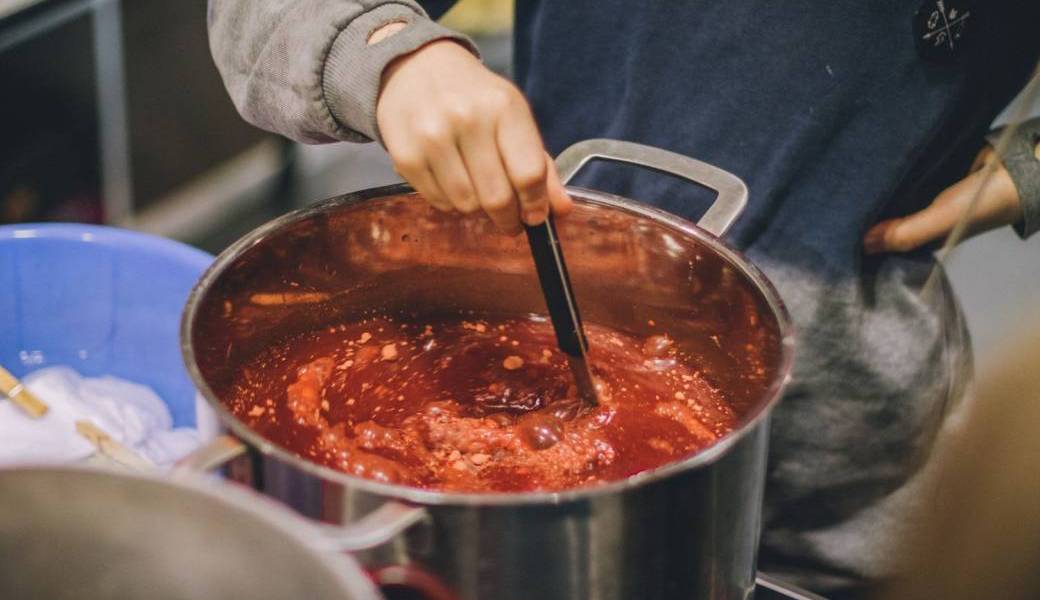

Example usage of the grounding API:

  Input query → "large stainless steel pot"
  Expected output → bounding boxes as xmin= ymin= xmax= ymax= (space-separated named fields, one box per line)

xmin=182 ymin=140 xmax=795 ymax=600
xmin=0 ymin=466 xmax=382 ymax=600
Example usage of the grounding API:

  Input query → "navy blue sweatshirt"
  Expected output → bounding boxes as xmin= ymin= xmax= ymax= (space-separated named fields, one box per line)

xmin=507 ymin=2 xmax=1037 ymax=590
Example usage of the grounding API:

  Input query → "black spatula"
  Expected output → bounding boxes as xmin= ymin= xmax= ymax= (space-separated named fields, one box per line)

xmin=524 ymin=214 xmax=599 ymax=407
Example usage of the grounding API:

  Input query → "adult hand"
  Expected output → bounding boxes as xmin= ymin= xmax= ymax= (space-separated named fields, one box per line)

xmin=376 ymin=39 xmax=572 ymax=234
xmin=864 ymin=146 xmax=1023 ymax=254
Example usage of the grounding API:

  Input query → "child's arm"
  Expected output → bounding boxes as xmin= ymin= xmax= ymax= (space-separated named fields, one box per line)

xmin=864 ymin=117 xmax=1040 ymax=254
xmin=207 ymin=0 xmax=475 ymax=144
xmin=208 ymin=1 xmax=570 ymax=231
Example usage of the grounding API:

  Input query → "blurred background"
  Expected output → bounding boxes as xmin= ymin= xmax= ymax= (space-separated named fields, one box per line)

xmin=0 ymin=0 xmax=1036 ymax=370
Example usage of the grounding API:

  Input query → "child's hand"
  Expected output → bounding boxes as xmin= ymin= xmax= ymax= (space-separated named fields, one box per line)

xmin=376 ymin=39 xmax=572 ymax=234
xmin=864 ymin=146 xmax=1023 ymax=254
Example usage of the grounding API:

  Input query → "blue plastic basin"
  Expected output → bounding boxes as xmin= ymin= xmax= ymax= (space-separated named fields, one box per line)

xmin=0 ymin=224 xmax=213 ymax=427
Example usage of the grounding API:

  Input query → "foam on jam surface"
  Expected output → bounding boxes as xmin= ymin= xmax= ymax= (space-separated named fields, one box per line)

xmin=227 ymin=313 xmax=738 ymax=492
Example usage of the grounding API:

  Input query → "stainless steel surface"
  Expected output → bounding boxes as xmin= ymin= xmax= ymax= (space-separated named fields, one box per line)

xmin=0 ymin=467 xmax=382 ymax=600
xmin=182 ymin=140 xmax=795 ymax=600
xmin=93 ymin=0 xmax=134 ymax=226
xmin=554 ymin=138 xmax=749 ymax=237
xmin=0 ymin=0 xmax=94 ymax=51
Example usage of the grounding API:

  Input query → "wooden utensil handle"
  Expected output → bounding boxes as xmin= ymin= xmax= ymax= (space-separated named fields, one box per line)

xmin=0 ymin=366 xmax=48 ymax=418
xmin=75 ymin=420 xmax=155 ymax=471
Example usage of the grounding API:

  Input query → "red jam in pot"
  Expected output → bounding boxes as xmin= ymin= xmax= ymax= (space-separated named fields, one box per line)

xmin=227 ymin=313 xmax=739 ymax=492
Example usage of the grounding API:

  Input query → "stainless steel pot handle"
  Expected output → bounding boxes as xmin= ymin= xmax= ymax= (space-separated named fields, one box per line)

xmin=171 ymin=435 xmax=431 ymax=554
xmin=555 ymin=138 xmax=749 ymax=237
xmin=171 ymin=434 xmax=247 ymax=477
xmin=316 ymin=501 xmax=430 ymax=553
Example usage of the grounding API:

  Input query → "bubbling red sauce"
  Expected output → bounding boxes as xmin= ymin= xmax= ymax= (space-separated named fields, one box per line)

xmin=227 ymin=314 xmax=738 ymax=492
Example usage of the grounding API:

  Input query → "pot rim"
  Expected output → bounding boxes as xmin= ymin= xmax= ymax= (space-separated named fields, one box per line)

xmin=181 ymin=183 xmax=796 ymax=506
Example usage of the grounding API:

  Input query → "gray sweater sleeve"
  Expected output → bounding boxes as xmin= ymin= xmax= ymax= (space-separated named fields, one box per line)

xmin=986 ymin=116 xmax=1040 ymax=239
xmin=207 ymin=0 xmax=477 ymax=144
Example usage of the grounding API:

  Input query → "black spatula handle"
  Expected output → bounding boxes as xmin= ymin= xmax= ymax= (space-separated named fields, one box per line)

xmin=524 ymin=214 xmax=588 ymax=358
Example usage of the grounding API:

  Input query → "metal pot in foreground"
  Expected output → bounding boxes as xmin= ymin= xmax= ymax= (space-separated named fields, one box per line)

xmin=182 ymin=140 xmax=795 ymax=600
xmin=0 ymin=467 xmax=382 ymax=600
